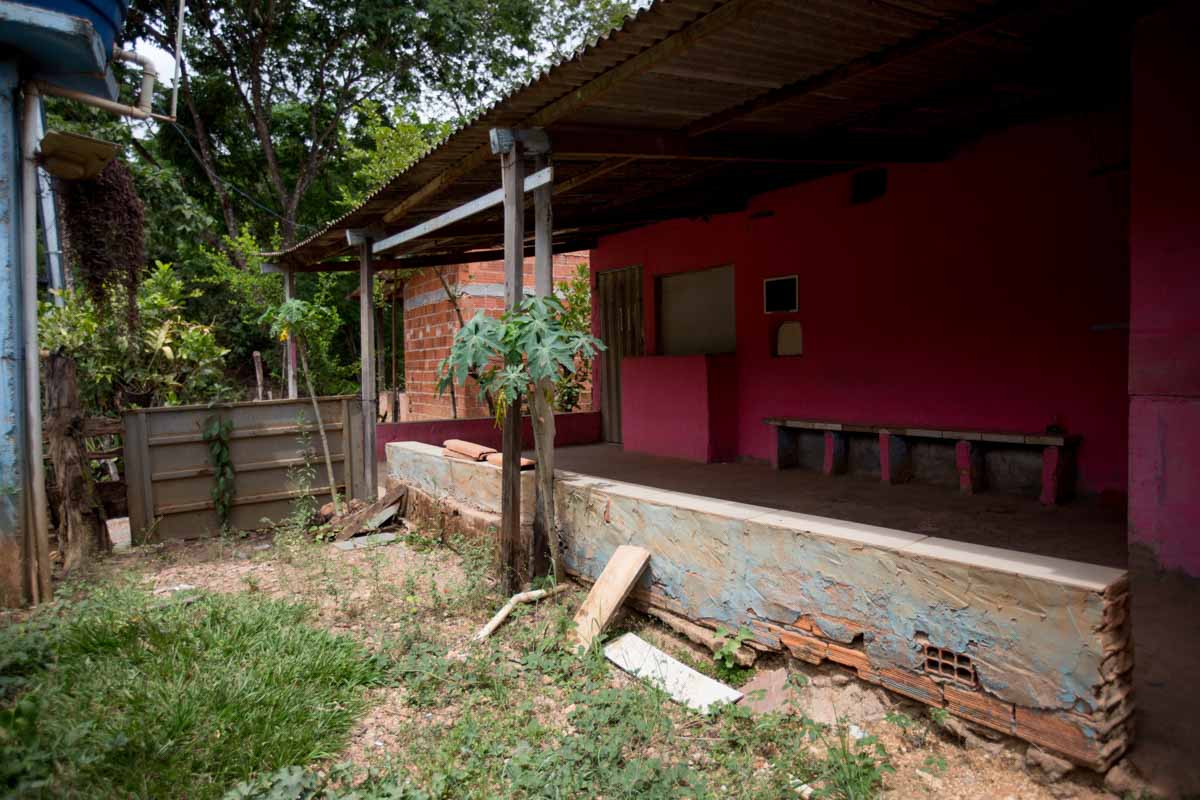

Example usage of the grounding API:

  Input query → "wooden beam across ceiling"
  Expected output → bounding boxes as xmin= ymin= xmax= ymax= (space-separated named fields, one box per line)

xmin=380 ymin=0 xmax=769 ymax=226
xmin=686 ymin=0 xmax=1037 ymax=137
xmin=548 ymin=126 xmax=952 ymax=164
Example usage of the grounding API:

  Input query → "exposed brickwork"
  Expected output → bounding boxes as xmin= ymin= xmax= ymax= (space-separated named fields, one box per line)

xmin=402 ymin=253 xmax=591 ymax=420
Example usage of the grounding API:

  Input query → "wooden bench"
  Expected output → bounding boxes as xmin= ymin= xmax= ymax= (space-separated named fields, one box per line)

xmin=763 ymin=417 xmax=1077 ymax=505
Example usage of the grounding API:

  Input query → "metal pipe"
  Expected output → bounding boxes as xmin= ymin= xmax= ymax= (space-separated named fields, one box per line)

xmin=32 ymin=81 xmax=173 ymax=122
xmin=170 ymin=0 xmax=188 ymax=119
xmin=113 ymin=48 xmax=157 ymax=114
xmin=20 ymin=84 xmax=52 ymax=603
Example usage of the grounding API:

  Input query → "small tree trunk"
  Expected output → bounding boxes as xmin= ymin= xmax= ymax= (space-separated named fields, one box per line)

xmin=297 ymin=340 xmax=341 ymax=515
xmin=531 ymin=378 xmax=560 ymax=583
xmin=46 ymin=351 xmax=108 ymax=573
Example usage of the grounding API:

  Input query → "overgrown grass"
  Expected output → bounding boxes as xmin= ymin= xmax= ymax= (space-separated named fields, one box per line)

xmin=0 ymin=585 xmax=390 ymax=799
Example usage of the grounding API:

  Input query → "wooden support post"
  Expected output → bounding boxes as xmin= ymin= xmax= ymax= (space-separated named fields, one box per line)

xmin=500 ymin=139 xmax=526 ymax=594
xmin=879 ymin=431 xmax=912 ymax=484
xmin=358 ymin=238 xmax=378 ymax=502
xmin=956 ymin=440 xmax=985 ymax=495
xmin=823 ymin=431 xmax=847 ymax=476
xmin=283 ymin=269 xmax=298 ymax=399
xmin=252 ymin=351 xmax=264 ymax=401
xmin=531 ymin=152 xmax=558 ymax=582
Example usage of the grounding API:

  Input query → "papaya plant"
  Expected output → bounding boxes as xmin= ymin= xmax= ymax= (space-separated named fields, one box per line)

xmin=437 ymin=295 xmax=604 ymax=583
xmin=436 ymin=296 xmax=604 ymax=425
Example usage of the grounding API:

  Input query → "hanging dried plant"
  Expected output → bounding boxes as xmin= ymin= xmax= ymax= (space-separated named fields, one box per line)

xmin=57 ymin=159 xmax=146 ymax=326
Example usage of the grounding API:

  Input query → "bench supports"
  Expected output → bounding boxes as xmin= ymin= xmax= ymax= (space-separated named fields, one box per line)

xmin=823 ymin=431 xmax=847 ymax=476
xmin=956 ymin=440 xmax=985 ymax=495
xmin=879 ymin=432 xmax=912 ymax=484
xmin=1040 ymin=445 xmax=1071 ymax=506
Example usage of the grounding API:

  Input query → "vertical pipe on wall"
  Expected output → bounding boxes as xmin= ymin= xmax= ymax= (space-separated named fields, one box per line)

xmin=20 ymin=84 xmax=50 ymax=603
xmin=0 ymin=62 xmax=27 ymax=606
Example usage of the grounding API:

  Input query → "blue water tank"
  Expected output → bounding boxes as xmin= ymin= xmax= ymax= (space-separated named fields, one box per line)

xmin=22 ymin=0 xmax=129 ymax=57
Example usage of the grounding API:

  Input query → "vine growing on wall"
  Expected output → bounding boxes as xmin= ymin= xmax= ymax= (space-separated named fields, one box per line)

xmin=202 ymin=414 xmax=235 ymax=528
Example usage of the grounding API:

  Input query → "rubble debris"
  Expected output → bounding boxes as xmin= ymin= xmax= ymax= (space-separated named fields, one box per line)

xmin=484 ymin=452 xmax=534 ymax=469
xmin=738 ymin=668 xmax=799 ymax=715
xmin=471 ymin=583 xmax=571 ymax=641
xmin=334 ymin=484 xmax=408 ymax=541
xmin=1025 ymin=745 xmax=1074 ymax=784
xmin=1103 ymin=758 xmax=1151 ymax=797
xmin=443 ymin=439 xmax=496 ymax=461
xmin=647 ymin=606 xmax=757 ymax=667
xmin=332 ymin=532 xmax=397 ymax=551
xmin=604 ymin=632 xmax=742 ymax=713
xmin=574 ymin=545 xmax=650 ymax=651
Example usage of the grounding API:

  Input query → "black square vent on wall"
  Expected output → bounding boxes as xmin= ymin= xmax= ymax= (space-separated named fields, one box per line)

xmin=764 ymin=275 xmax=798 ymax=313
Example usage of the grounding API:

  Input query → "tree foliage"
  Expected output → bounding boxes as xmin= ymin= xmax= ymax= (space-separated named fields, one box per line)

xmin=39 ymin=263 xmax=233 ymax=414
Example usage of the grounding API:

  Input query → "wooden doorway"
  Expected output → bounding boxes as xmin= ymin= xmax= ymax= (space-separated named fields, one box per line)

xmin=596 ymin=266 xmax=644 ymax=443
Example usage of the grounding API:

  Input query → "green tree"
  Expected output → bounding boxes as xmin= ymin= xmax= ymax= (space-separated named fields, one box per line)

xmin=39 ymin=262 xmax=233 ymax=415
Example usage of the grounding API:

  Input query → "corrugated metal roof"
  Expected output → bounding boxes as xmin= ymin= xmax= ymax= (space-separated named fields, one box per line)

xmin=271 ymin=0 xmax=1135 ymax=268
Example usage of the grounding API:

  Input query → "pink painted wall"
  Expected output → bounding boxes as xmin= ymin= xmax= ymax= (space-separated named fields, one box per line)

xmin=1129 ymin=2 xmax=1200 ymax=576
xmin=620 ymin=355 xmax=737 ymax=462
xmin=376 ymin=411 xmax=602 ymax=460
xmin=592 ymin=112 xmax=1130 ymax=493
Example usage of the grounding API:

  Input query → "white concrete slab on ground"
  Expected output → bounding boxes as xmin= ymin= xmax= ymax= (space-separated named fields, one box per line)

xmin=604 ymin=632 xmax=742 ymax=713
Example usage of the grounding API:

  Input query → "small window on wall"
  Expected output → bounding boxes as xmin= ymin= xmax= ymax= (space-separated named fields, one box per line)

xmin=764 ymin=275 xmax=798 ymax=313
xmin=659 ymin=265 xmax=735 ymax=356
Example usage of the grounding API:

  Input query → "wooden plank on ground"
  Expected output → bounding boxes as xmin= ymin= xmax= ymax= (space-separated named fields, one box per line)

xmin=334 ymin=482 xmax=407 ymax=541
xmin=574 ymin=544 xmax=650 ymax=650
xmin=604 ymin=632 xmax=743 ymax=713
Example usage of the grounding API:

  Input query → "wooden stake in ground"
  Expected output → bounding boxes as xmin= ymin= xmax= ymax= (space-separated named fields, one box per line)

xmin=45 ymin=350 xmax=109 ymax=573
xmin=297 ymin=341 xmax=341 ymax=515
xmin=574 ymin=545 xmax=651 ymax=651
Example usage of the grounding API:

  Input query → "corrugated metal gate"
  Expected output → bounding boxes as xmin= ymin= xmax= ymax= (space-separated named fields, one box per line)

xmin=124 ymin=396 xmax=364 ymax=541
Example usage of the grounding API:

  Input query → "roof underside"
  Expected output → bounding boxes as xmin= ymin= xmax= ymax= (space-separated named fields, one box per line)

xmin=274 ymin=0 xmax=1135 ymax=270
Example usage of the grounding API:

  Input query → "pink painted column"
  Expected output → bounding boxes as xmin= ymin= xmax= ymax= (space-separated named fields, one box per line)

xmin=956 ymin=440 xmax=983 ymax=495
xmin=823 ymin=431 xmax=847 ymax=476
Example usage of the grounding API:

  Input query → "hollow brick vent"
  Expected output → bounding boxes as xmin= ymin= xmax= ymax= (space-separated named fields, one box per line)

xmin=923 ymin=644 xmax=976 ymax=689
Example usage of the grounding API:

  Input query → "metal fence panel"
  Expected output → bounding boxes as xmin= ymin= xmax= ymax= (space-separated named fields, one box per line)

xmin=124 ymin=396 xmax=363 ymax=541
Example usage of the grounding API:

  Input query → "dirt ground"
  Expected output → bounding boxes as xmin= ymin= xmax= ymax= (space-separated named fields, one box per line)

xmin=76 ymin=525 xmax=1130 ymax=800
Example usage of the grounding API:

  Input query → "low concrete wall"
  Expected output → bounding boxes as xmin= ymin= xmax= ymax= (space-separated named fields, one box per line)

xmin=385 ymin=440 xmax=1132 ymax=770
xmin=376 ymin=411 xmax=601 ymax=461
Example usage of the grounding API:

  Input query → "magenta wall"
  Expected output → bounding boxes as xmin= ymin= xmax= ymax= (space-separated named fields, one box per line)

xmin=592 ymin=112 xmax=1130 ymax=493
xmin=1129 ymin=3 xmax=1200 ymax=576
xmin=620 ymin=355 xmax=737 ymax=462
xmin=376 ymin=411 xmax=602 ymax=460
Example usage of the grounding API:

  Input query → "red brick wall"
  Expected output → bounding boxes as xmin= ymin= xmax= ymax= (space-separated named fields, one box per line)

xmin=404 ymin=253 xmax=590 ymax=420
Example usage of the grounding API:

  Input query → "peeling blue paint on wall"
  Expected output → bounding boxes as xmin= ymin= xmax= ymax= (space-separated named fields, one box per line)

xmin=0 ymin=60 xmax=28 ymax=605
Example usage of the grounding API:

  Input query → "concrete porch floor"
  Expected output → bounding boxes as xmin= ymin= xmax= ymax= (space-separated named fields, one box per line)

xmin=546 ymin=444 xmax=1127 ymax=569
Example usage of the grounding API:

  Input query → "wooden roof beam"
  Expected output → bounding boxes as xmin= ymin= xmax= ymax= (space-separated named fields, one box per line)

xmin=549 ymin=126 xmax=952 ymax=163
xmin=686 ymin=0 xmax=1036 ymax=137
